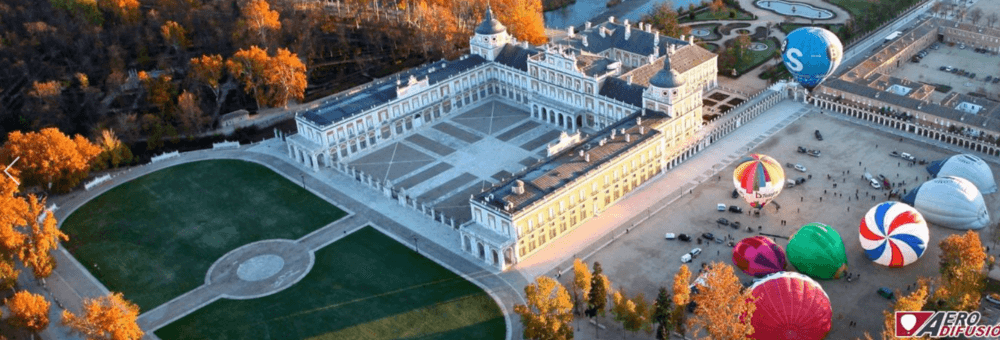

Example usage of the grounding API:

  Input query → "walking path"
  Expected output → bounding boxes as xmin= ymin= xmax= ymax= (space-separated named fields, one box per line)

xmin=28 ymin=142 xmax=528 ymax=340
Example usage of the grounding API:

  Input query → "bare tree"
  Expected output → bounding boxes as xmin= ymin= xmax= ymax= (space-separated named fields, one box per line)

xmin=988 ymin=13 xmax=999 ymax=28
xmin=971 ymin=8 xmax=984 ymax=25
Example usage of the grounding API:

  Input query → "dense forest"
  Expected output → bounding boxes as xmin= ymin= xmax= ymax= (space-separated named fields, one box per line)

xmin=0 ymin=0 xmax=545 ymax=150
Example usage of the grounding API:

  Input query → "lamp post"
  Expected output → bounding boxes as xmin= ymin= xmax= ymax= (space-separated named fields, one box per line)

xmin=300 ymin=174 xmax=305 ymax=188
xmin=413 ymin=236 xmax=419 ymax=253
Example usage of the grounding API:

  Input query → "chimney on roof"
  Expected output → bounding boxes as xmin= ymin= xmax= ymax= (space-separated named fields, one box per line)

xmin=609 ymin=16 xmax=615 ymax=24
xmin=680 ymin=34 xmax=685 ymax=41
xmin=640 ymin=126 xmax=645 ymax=134
xmin=654 ymin=31 xmax=660 ymax=46
xmin=585 ymin=153 xmax=591 ymax=162
xmin=625 ymin=134 xmax=631 ymax=142
xmin=568 ymin=26 xmax=575 ymax=38
xmin=600 ymin=138 xmax=607 ymax=146
xmin=600 ymin=27 xmax=606 ymax=38
xmin=611 ymin=129 xmax=617 ymax=139
xmin=627 ymin=75 xmax=633 ymax=85
xmin=669 ymin=44 xmax=676 ymax=55
xmin=625 ymin=23 xmax=632 ymax=40
xmin=624 ymin=19 xmax=629 ymax=26
xmin=689 ymin=35 xmax=694 ymax=44
xmin=583 ymin=35 xmax=589 ymax=46
xmin=637 ymin=116 xmax=642 ymax=125
xmin=513 ymin=180 xmax=525 ymax=195
xmin=585 ymin=21 xmax=592 ymax=30
xmin=620 ymin=128 xmax=626 ymax=135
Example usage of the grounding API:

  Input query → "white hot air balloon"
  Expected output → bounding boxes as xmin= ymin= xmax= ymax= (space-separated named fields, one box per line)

xmin=902 ymin=176 xmax=989 ymax=230
xmin=926 ymin=154 xmax=997 ymax=194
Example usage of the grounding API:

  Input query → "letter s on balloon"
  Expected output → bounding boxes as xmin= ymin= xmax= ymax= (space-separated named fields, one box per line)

xmin=785 ymin=48 xmax=804 ymax=72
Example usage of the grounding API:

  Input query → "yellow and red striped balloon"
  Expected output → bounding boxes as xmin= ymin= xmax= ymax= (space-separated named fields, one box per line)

xmin=733 ymin=154 xmax=785 ymax=209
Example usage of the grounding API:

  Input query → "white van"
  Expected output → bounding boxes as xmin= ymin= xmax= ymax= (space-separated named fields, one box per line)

xmin=786 ymin=179 xmax=796 ymax=188
xmin=717 ymin=203 xmax=726 ymax=211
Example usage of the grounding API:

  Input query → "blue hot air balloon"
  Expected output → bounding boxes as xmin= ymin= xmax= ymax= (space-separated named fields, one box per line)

xmin=781 ymin=27 xmax=843 ymax=91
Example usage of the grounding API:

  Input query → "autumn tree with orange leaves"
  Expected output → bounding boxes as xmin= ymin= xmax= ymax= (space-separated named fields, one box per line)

xmin=689 ymin=262 xmax=756 ymax=340
xmin=514 ymin=276 xmax=574 ymax=340
xmin=264 ymin=48 xmax=307 ymax=108
xmin=227 ymin=46 xmax=307 ymax=108
xmin=189 ymin=54 xmax=228 ymax=115
xmin=671 ymin=264 xmax=691 ymax=335
xmin=931 ymin=230 xmax=988 ymax=312
xmin=0 ymin=159 xmax=69 ymax=280
xmin=7 ymin=291 xmax=51 ymax=334
xmin=494 ymin=0 xmax=547 ymax=45
xmin=99 ymin=0 xmax=141 ymax=22
xmin=2 ymin=128 xmax=101 ymax=193
xmin=63 ymin=293 xmax=143 ymax=340
xmin=160 ymin=21 xmax=191 ymax=51
xmin=237 ymin=0 xmax=281 ymax=46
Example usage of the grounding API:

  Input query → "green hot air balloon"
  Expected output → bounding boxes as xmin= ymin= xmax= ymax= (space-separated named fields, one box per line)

xmin=787 ymin=223 xmax=848 ymax=280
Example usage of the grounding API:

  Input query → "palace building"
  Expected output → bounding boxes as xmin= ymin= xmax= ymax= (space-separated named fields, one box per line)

xmin=284 ymin=8 xmax=718 ymax=270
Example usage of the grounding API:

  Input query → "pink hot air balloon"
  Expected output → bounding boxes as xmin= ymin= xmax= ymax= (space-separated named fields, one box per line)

xmin=750 ymin=272 xmax=832 ymax=340
xmin=732 ymin=236 xmax=787 ymax=277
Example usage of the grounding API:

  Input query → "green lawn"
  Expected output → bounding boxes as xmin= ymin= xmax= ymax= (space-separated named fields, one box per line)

xmin=680 ymin=7 xmax=755 ymax=23
xmin=735 ymin=38 xmax=779 ymax=74
xmin=155 ymin=226 xmax=506 ymax=340
xmin=61 ymin=160 xmax=346 ymax=311
xmin=826 ymin=0 xmax=875 ymax=18
xmin=778 ymin=23 xmax=847 ymax=41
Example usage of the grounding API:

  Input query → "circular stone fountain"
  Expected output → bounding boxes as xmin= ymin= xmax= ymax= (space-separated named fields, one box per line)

xmin=236 ymin=254 xmax=285 ymax=282
xmin=754 ymin=0 xmax=835 ymax=19
xmin=691 ymin=28 xmax=712 ymax=37
xmin=749 ymin=42 xmax=769 ymax=51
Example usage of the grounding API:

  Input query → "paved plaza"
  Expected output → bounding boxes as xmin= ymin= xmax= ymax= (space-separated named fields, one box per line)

xmin=348 ymin=100 xmax=563 ymax=224
xmin=566 ymin=109 xmax=1000 ymax=339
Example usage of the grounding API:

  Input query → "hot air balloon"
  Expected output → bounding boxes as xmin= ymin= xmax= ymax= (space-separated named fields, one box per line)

xmin=926 ymin=154 xmax=997 ymax=194
xmin=859 ymin=202 xmax=929 ymax=267
xmin=787 ymin=223 xmax=848 ymax=280
xmin=733 ymin=236 xmax=787 ymax=277
xmin=733 ymin=154 xmax=785 ymax=209
xmin=781 ymin=27 xmax=843 ymax=91
xmin=902 ymin=176 xmax=989 ymax=230
xmin=749 ymin=272 xmax=832 ymax=340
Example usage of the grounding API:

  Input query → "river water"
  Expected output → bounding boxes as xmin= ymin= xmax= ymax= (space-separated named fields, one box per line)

xmin=544 ymin=0 xmax=705 ymax=29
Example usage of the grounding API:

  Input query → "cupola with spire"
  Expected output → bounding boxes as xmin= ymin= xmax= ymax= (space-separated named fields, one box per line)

xmin=642 ymin=54 xmax=689 ymax=116
xmin=470 ymin=5 xmax=512 ymax=61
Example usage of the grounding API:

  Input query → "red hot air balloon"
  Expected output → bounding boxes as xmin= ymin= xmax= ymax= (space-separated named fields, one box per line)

xmin=732 ymin=236 xmax=787 ymax=277
xmin=750 ymin=272 xmax=832 ymax=340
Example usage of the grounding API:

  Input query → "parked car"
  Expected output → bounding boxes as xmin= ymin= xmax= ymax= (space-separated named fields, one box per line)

xmin=986 ymin=75 xmax=993 ymax=82
xmin=970 ymin=73 xmax=977 ymax=79
xmin=702 ymin=233 xmax=715 ymax=241
xmin=808 ymin=149 xmax=821 ymax=157
xmin=939 ymin=66 xmax=948 ymax=71
xmin=814 ymin=130 xmax=823 ymax=141
xmin=665 ymin=233 xmax=676 ymax=240
xmin=717 ymin=203 xmax=726 ymax=211
xmin=681 ymin=253 xmax=692 ymax=263
xmin=731 ymin=221 xmax=741 ymax=229
xmin=993 ymin=77 xmax=1000 ymax=84
xmin=889 ymin=151 xmax=901 ymax=157
xmin=797 ymin=146 xmax=808 ymax=153
xmin=687 ymin=301 xmax=697 ymax=313
xmin=870 ymin=179 xmax=882 ymax=189
xmin=785 ymin=162 xmax=795 ymax=168
xmin=715 ymin=237 xmax=724 ymax=244
xmin=729 ymin=205 xmax=743 ymax=213
xmin=877 ymin=287 xmax=895 ymax=300
xmin=795 ymin=177 xmax=807 ymax=185
xmin=716 ymin=218 xmax=729 ymax=226
xmin=690 ymin=248 xmax=703 ymax=256
xmin=678 ymin=234 xmax=692 ymax=242
xmin=794 ymin=164 xmax=807 ymax=172
xmin=901 ymin=152 xmax=915 ymax=161
xmin=732 ymin=189 xmax=740 ymax=199
xmin=986 ymin=293 xmax=1000 ymax=306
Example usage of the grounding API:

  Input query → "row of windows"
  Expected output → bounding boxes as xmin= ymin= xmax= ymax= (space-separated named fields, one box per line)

xmin=518 ymin=158 xmax=660 ymax=257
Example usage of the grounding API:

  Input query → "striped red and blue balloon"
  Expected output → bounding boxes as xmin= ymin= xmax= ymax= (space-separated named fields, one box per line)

xmin=859 ymin=202 xmax=929 ymax=267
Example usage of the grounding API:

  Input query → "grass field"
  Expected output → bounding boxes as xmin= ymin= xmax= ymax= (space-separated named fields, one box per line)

xmin=61 ymin=160 xmax=346 ymax=311
xmin=155 ymin=226 xmax=506 ymax=340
